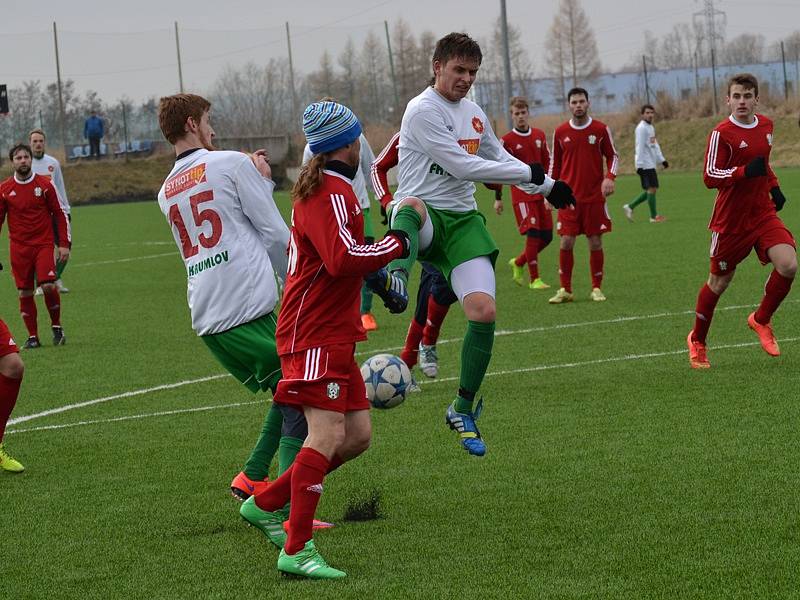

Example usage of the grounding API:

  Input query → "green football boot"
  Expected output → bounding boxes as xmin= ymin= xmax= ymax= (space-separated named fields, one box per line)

xmin=239 ymin=496 xmax=286 ymax=548
xmin=0 ymin=443 xmax=24 ymax=473
xmin=508 ymin=257 xmax=525 ymax=286
xmin=278 ymin=539 xmax=346 ymax=579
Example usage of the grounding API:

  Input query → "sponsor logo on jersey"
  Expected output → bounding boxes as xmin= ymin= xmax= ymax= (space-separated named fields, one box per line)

xmin=8 ymin=338 xmax=15 ymax=346
xmin=165 ymin=164 xmax=207 ymax=198
xmin=767 ymin=133 xmax=773 ymax=146
xmin=564 ymin=136 xmax=571 ymax=143
xmin=739 ymin=140 xmax=748 ymax=149
xmin=429 ymin=163 xmax=450 ymax=176
xmin=588 ymin=135 xmax=597 ymax=145
xmin=187 ymin=249 xmax=230 ymax=276
xmin=600 ymin=224 xmax=607 ymax=230
xmin=48 ymin=165 xmax=55 ymax=172
xmin=8 ymin=190 xmax=16 ymax=196
xmin=446 ymin=125 xmax=454 ymax=132
xmin=34 ymin=187 xmax=42 ymax=197
xmin=516 ymin=143 xmax=523 ymax=149
xmin=327 ymin=382 xmax=340 ymax=399
xmin=471 ymin=117 xmax=484 ymax=134
xmin=458 ymin=138 xmax=480 ymax=155
xmin=650 ymin=136 xmax=656 ymax=144
xmin=535 ymin=140 xmax=542 ymax=148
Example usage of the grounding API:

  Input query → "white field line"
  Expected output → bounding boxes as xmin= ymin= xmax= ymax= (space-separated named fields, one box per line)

xmin=7 ymin=400 xmax=261 ymax=435
xmin=7 ymin=336 xmax=798 ymax=436
xmin=7 ymin=374 xmax=231 ymax=426
xmin=355 ymin=299 xmax=798 ymax=357
xmin=71 ymin=252 xmax=176 ymax=267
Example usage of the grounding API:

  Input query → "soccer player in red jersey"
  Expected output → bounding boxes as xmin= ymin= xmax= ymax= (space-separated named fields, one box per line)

xmin=240 ymin=101 xmax=408 ymax=579
xmin=501 ymin=96 xmax=553 ymax=290
xmin=372 ymin=131 xmax=457 ymax=378
xmin=0 ymin=144 xmax=70 ymax=348
xmin=687 ymin=73 xmax=796 ymax=368
xmin=0 ymin=318 xmax=25 ymax=472
xmin=548 ymin=87 xmax=618 ymax=304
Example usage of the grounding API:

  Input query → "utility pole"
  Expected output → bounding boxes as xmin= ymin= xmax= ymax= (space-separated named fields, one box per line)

xmin=642 ymin=55 xmax=651 ymax=104
xmin=780 ymin=41 xmax=789 ymax=100
xmin=286 ymin=22 xmax=298 ymax=130
xmin=499 ymin=0 xmax=513 ymax=130
xmin=52 ymin=22 xmax=67 ymax=158
xmin=693 ymin=0 xmax=726 ymax=113
xmin=384 ymin=21 xmax=400 ymax=117
xmin=174 ymin=21 xmax=184 ymax=93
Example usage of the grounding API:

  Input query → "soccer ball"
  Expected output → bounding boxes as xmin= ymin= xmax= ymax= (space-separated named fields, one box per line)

xmin=360 ymin=354 xmax=412 ymax=409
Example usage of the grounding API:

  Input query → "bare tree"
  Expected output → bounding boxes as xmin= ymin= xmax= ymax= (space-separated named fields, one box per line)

xmin=544 ymin=19 xmax=568 ymax=100
xmin=545 ymin=0 xmax=600 ymax=91
xmin=308 ymin=51 xmax=337 ymax=101
xmin=767 ymin=30 xmax=800 ymax=62
xmin=337 ymin=37 xmax=359 ymax=113
xmin=392 ymin=19 xmax=420 ymax=103
xmin=722 ymin=33 xmax=765 ymax=65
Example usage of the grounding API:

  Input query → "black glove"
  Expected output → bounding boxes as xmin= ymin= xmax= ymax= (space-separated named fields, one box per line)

xmin=771 ymin=186 xmax=787 ymax=212
xmin=662 ymin=161 xmax=669 ymax=169
xmin=494 ymin=189 xmax=503 ymax=202
xmin=529 ymin=162 xmax=546 ymax=185
xmin=744 ymin=156 xmax=767 ymax=178
xmin=546 ymin=180 xmax=576 ymax=209
xmin=385 ymin=229 xmax=411 ymax=258
xmin=380 ymin=204 xmax=388 ymax=225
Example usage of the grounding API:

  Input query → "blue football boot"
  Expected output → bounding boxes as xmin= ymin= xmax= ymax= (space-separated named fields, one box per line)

xmin=364 ymin=268 xmax=408 ymax=314
xmin=445 ymin=398 xmax=486 ymax=456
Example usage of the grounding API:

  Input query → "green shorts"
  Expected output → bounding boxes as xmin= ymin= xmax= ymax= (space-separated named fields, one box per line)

xmin=419 ymin=207 xmax=499 ymax=282
xmin=363 ymin=206 xmax=374 ymax=239
xmin=201 ymin=312 xmax=282 ymax=393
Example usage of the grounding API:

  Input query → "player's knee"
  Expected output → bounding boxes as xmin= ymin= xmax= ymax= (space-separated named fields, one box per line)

xmin=397 ymin=196 xmax=427 ymax=224
xmin=465 ymin=294 xmax=496 ymax=322
xmin=41 ymin=282 xmax=56 ymax=293
xmin=560 ymin=236 xmax=575 ymax=250
xmin=0 ymin=353 xmax=24 ymax=380
xmin=776 ymin=258 xmax=797 ymax=279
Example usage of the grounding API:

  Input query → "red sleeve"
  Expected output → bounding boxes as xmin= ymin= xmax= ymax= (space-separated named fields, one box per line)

xmin=43 ymin=179 xmax=70 ymax=248
xmin=703 ymin=129 xmax=745 ymax=189
xmin=371 ymin=132 xmax=400 ymax=209
xmin=768 ymin=164 xmax=779 ymax=190
xmin=541 ymin=135 xmax=551 ymax=173
xmin=601 ymin=125 xmax=618 ymax=180
xmin=0 ymin=193 xmax=7 ymax=234
xmin=305 ymin=192 xmax=403 ymax=277
xmin=549 ymin=131 xmax=562 ymax=180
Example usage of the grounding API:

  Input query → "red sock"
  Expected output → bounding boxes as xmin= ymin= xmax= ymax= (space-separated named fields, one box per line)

xmin=422 ymin=297 xmax=450 ymax=346
xmin=0 ymin=373 xmax=22 ymax=441
xmin=514 ymin=249 xmax=526 ymax=267
xmin=693 ymin=283 xmax=720 ymax=343
xmin=285 ymin=447 xmax=329 ymax=554
xmin=43 ymin=287 xmax=61 ymax=327
xmin=19 ymin=296 xmax=38 ymax=338
xmin=559 ymin=249 xmax=574 ymax=292
xmin=327 ymin=454 xmax=344 ymax=474
xmin=524 ymin=236 xmax=540 ymax=280
xmin=754 ymin=270 xmax=794 ymax=325
xmin=254 ymin=464 xmax=294 ymax=511
xmin=590 ymin=249 xmax=604 ymax=289
xmin=400 ymin=319 xmax=424 ymax=368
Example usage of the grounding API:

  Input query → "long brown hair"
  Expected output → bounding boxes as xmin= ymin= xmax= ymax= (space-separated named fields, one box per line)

xmin=292 ymin=153 xmax=330 ymax=201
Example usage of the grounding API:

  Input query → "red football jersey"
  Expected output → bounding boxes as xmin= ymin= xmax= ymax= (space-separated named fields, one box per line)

xmin=276 ymin=168 xmax=404 ymax=355
xmin=371 ymin=131 xmax=400 ymax=209
xmin=550 ymin=117 xmax=618 ymax=204
xmin=0 ymin=174 xmax=70 ymax=247
xmin=502 ymin=127 xmax=550 ymax=203
xmin=703 ymin=114 xmax=780 ymax=235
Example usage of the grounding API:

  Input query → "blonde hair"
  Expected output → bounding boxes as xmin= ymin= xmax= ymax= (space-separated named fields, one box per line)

xmin=291 ymin=153 xmax=329 ymax=201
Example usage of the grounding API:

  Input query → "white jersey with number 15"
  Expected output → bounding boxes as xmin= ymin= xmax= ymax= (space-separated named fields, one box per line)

xmin=157 ymin=149 xmax=290 ymax=336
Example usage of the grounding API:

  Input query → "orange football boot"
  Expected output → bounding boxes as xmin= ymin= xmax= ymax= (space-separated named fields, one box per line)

xmin=230 ymin=471 xmax=269 ymax=502
xmin=748 ymin=312 xmax=780 ymax=356
xmin=361 ymin=313 xmax=378 ymax=331
xmin=687 ymin=330 xmax=710 ymax=369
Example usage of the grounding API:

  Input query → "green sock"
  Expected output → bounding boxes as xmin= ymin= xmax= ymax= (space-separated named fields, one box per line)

xmin=56 ymin=258 xmax=67 ymax=279
xmin=360 ymin=282 xmax=373 ymax=313
xmin=243 ymin=402 xmax=283 ymax=480
xmin=646 ymin=192 xmax=657 ymax=218
xmin=628 ymin=192 xmax=647 ymax=209
xmin=387 ymin=206 xmax=421 ymax=278
xmin=454 ymin=320 xmax=496 ymax=413
xmin=278 ymin=436 xmax=303 ymax=475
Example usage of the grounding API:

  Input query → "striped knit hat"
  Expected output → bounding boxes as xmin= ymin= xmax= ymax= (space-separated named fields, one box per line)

xmin=302 ymin=101 xmax=362 ymax=154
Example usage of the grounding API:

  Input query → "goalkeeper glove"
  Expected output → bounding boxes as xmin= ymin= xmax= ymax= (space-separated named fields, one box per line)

xmin=744 ymin=156 xmax=766 ymax=178
xmin=771 ymin=187 xmax=787 ymax=212
xmin=545 ymin=180 xmax=576 ymax=209
xmin=529 ymin=162 xmax=546 ymax=185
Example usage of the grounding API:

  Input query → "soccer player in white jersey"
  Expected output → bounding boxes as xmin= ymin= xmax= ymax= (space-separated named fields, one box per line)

xmin=302 ymin=127 xmax=380 ymax=331
xmin=387 ymin=32 xmax=576 ymax=456
xmin=30 ymin=129 xmax=71 ymax=293
xmin=157 ymin=94 xmax=304 ymax=502
xmin=623 ymin=105 xmax=668 ymax=223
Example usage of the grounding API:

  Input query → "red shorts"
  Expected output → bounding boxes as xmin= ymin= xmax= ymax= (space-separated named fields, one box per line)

xmin=512 ymin=199 xmax=552 ymax=235
xmin=0 ymin=320 xmax=20 ymax=357
xmin=709 ymin=217 xmax=795 ymax=275
xmin=556 ymin=202 xmax=612 ymax=237
xmin=10 ymin=242 xmax=57 ymax=290
xmin=274 ymin=343 xmax=369 ymax=413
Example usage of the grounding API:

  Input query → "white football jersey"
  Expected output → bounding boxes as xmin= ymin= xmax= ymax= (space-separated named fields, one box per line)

xmin=32 ymin=154 xmax=70 ymax=213
xmin=634 ymin=120 xmax=666 ymax=169
xmin=302 ymin=133 xmax=375 ymax=210
xmin=393 ymin=86 xmax=548 ymax=213
xmin=157 ymin=149 xmax=290 ymax=336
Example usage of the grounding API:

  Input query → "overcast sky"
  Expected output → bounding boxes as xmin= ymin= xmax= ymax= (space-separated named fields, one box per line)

xmin=1 ymin=0 xmax=797 ymax=104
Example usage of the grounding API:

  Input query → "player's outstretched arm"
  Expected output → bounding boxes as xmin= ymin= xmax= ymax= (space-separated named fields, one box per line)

xmin=703 ymin=130 xmax=755 ymax=189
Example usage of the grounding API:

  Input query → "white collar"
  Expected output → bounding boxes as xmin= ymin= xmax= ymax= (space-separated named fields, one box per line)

xmin=13 ymin=173 xmax=34 ymax=184
xmin=513 ymin=127 xmax=532 ymax=137
xmin=569 ymin=117 xmax=593 ymax=130
xmin=728 ymin=114 xmax=759 ymax=129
